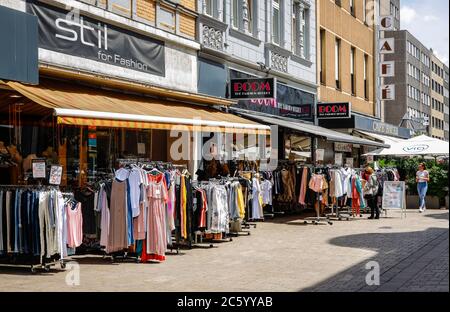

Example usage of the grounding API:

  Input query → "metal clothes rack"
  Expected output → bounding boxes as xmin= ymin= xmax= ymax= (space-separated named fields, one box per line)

xmin=0 ymin=184 xmax=67 ymax=272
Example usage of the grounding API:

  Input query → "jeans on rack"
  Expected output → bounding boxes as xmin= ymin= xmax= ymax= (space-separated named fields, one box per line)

xmin=417 ymin=182 xmax=428 ymax=209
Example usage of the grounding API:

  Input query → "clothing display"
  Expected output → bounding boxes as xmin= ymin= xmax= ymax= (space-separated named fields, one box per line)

xmin=0 ymin=187 xmax=79 ymax=266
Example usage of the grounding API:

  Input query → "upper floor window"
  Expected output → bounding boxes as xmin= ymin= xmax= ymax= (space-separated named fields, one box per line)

xmin=205 ymin=0 xmax=219 ymax=18
xmin=232 ymin=0 xmax=256 ymax=35
xmin=273 ymin=0 xmax=282 ymax=45
xmin=292 ymin=1 xmax=310 ymax=59
xmin=349 ymin=0 xmax=355 ymax=16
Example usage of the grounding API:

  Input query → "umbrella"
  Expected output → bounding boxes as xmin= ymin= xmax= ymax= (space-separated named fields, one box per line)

xmin=364 ymin=135 xmax=449 ymax=156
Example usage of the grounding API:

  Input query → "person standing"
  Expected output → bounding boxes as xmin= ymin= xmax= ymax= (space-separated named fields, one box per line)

xmin=416 ymin=163 xmax=430 ymax=213
xmin=363 ymin=167 xmax=380 ymax=219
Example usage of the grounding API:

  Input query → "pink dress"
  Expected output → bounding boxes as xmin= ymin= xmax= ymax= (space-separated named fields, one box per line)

xmin=145 ymin=174 xmax=168 ymax=261
xmin=66 ymin=203 xmax=83 ymax=248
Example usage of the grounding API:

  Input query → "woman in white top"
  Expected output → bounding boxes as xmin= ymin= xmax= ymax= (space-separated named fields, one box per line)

xmin=416 ymin=163 xmax=430 ymax=213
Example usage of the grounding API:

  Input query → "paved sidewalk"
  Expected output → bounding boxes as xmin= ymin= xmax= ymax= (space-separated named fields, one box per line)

xmin=0 ymin=209 xmax=448 ymax=292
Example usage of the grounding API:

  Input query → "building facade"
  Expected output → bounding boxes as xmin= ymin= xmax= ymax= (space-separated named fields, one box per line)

xmin=0 ymin=0 xmax=270 ymax=185
xmin=383 ymin=30 xmax=432 ymax=135
xmin=196 ymin=0 xmax=319 ymax=162
xmin=444 ymin=65 xmax=449 ymax=141
xmin=430 ymin=52 xmax=446 ymax=140
xmin=316 ymin=0 xmax=376 ymax=118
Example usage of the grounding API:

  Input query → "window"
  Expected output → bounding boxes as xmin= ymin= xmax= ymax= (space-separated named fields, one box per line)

xmin=335 ymin=38 xmax=341 ymax=89
xmin=292 ymin=1 xmax=310 ymax=58
xmin=108 ymin=0 xmax=132 ymax=18
xmin=232 ymin=0 xmax=239 ymax=28
xmin=320 ymin=29 xmax=326 ymax=84
xmin=205 ymin=0 xmax=219 ymax=18
xmin=273 ymin=0 xmax=281 ymax=45
xmin=231 ymin=0 xmax=256 ymax=34
xmin=363 ymin=0 xmax=366 ymax=23
xmin=364 ymin=54 xmax=369 ymax=99
xmin=350 ymin=0 xmax=355 ymax=16
xmin=350 ymin=47 xmax=356 ymax=95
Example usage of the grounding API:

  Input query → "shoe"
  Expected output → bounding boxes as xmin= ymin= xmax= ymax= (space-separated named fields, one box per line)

xmin=375 ymin=216 xmax=380 ymax=219
xmin=368 ymin=216 xmax=374 ymax=219
xmin=419 ymin=209 xmax=423 ymax=213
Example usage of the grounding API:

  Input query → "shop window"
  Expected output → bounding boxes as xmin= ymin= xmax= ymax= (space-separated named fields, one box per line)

xmin=284 ymin=133 xmax=311 ymax=161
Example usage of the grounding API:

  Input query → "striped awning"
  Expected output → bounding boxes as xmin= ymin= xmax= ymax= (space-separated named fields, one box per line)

xmin=3 ymin=79 xmax=270 ymax=135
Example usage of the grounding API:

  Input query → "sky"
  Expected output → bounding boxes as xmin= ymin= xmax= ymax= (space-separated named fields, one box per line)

xmin=400 ymin=0 xmax=449 ymax=65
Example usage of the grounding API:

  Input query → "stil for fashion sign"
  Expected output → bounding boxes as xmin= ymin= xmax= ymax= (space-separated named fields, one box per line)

xmin=26 ymin=1 xmax=165 ymax=76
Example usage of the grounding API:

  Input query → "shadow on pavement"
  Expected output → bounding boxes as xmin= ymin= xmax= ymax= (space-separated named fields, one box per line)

xmin=301 ymin=226 xmax=449 ymax=292
xmin=424 ymin=212 xmax=449 ymax=220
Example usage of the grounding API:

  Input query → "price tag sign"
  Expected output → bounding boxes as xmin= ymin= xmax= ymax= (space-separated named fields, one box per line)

xmin=315 ymin=149 xmax=325 ymax=161
xmin=49 ymin=165 xmax=63 ymax=185
xmin=334 ymin=153 xmax=343 ymax=166
xmin=32 ymin=159 xmax=46 ymax=179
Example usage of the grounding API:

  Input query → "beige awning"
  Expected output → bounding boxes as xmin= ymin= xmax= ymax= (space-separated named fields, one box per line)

xmin=2 ymin=79 xmax=270 ymax=135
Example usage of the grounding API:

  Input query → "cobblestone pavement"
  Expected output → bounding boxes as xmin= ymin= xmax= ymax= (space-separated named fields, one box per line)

xmin=0 ymin=210 xmax=448 ymax=292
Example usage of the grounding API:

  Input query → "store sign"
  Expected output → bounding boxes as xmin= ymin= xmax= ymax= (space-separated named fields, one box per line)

xmin=380 ymin=16 xmax=395 ymax=31
xmin=379 ymin=38 xmax=395 ymax=54
xmin=334 ymin=142 xmax=353 ymax=153
xmin=382 ymin=181 xmax=406 ymax=210
xmin=380 ymin=61 xmax=395 ymax=77
xmin=381 ymin=84 xmax=395 ymax=100
xmin=402 ymin=144 xmax=429 ymax=153
xmin=49 ymin=165 xmax=63 ymax=185
xmin=26 ymin=1 xmax=165 ymax=76
xmin=317 ymin=102 xmax=351 ymax=119
xmin=372 ymin=121 xmax=399 ymax=136
xmin=230 ymin=78 xmax=276 ymax=99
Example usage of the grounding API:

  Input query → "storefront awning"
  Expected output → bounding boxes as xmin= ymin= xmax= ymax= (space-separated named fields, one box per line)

xmin=232 ymin=109 xmax=389 ymax=148
xmin=354 ymin=130 xmax=407 ymax=146
xmin=3 ymin=79 xmax=270 ymax=135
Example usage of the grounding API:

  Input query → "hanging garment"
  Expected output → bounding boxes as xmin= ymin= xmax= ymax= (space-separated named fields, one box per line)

xmin=251 ymin=178 xmax=264 ymax=220
xmin=99 ymin=188 xmax=110 ymax=248
xmin=298 ymin=167 xmax=309 ymax=205
xmin=210 ymin=184 xmax=229 ymax=233
xmin=145 ymin=176 xmax=168 ymax=262
xmin=309 ymin=174 xmax=324 ymax=193
xmin=66 ymin=202 xmax=83 ymax=249
xmin=75 ymin=190 xmax=96 ymax=236
xmin=108 ymin=179 xmax=128 ymax=253
xmin=260 ymin=180 xmax=273 ymax=206
xmin=278 ymin=169 xmax=295 ymax=202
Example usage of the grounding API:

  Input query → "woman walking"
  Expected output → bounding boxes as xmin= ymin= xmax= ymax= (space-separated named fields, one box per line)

xmin=416 ymin=163 xmax=430 ymax=213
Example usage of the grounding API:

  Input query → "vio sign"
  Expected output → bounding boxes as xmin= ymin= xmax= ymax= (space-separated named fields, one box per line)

xmin=403 ymin=144 xmax=429 ymax=153
xmin=317 ymin=102 xmax=351 ymax=119
xmin=230 ymin=78 xmax=276 ymax=99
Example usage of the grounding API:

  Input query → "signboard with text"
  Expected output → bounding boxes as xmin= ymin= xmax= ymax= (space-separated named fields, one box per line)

xmin=317 ymin=102 xmax=351 ymax=119
xmin=230 ymin=78 xmax=276 ymax=99
xmin=27 ymin=1 xmax=165 ymax=76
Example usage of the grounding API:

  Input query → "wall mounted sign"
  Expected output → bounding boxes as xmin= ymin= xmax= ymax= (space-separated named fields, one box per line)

xmin=381 ymin=84 xmax=395 ymax=100
xmin=32 ymin=159 xmax=46 ymax=179
xmin=49 ymin=165 xmax=63 ymax=185
xmin=230 ymin=78 xmax=276 ymax=99
xmin=334 ymin=153 xmax=343 ymax=166
xmin=380 ymin=16 xmax=395 ymax=31
xmin=315 ymin=149 xmax=325 ymax=161
xmin=26 ymin=1 xmax=165 ymax=76
xmin=334 ymin=142 xmax=353 ymax=153
xmin=379 ymin=38 xmax=395 ymax=54
xmin=372 ymin=121 xmax=399 ymax=136
xmin=380 ymin=61 xmax=395 ymax=77
xmin=317 ymin=102 xmax=351 ymax=119
xmin=346 ymin=157 xmax=354 ymax=167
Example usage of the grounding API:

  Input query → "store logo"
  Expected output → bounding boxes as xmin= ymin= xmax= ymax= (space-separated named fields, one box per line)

xmin=381 ymin=84 xmax=395 ymax=101
xmin=380 ymin=61 xmax=395 ymax=77
xmin=55 ymin=14 xmax=108 ymax=51
xmin=403 ymin=144 xmax=429 ymax=153
xmin=317 ymin=102 xmax=351 ymax=119
xmin=233 ymin=81 xmax=272 ymax=93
